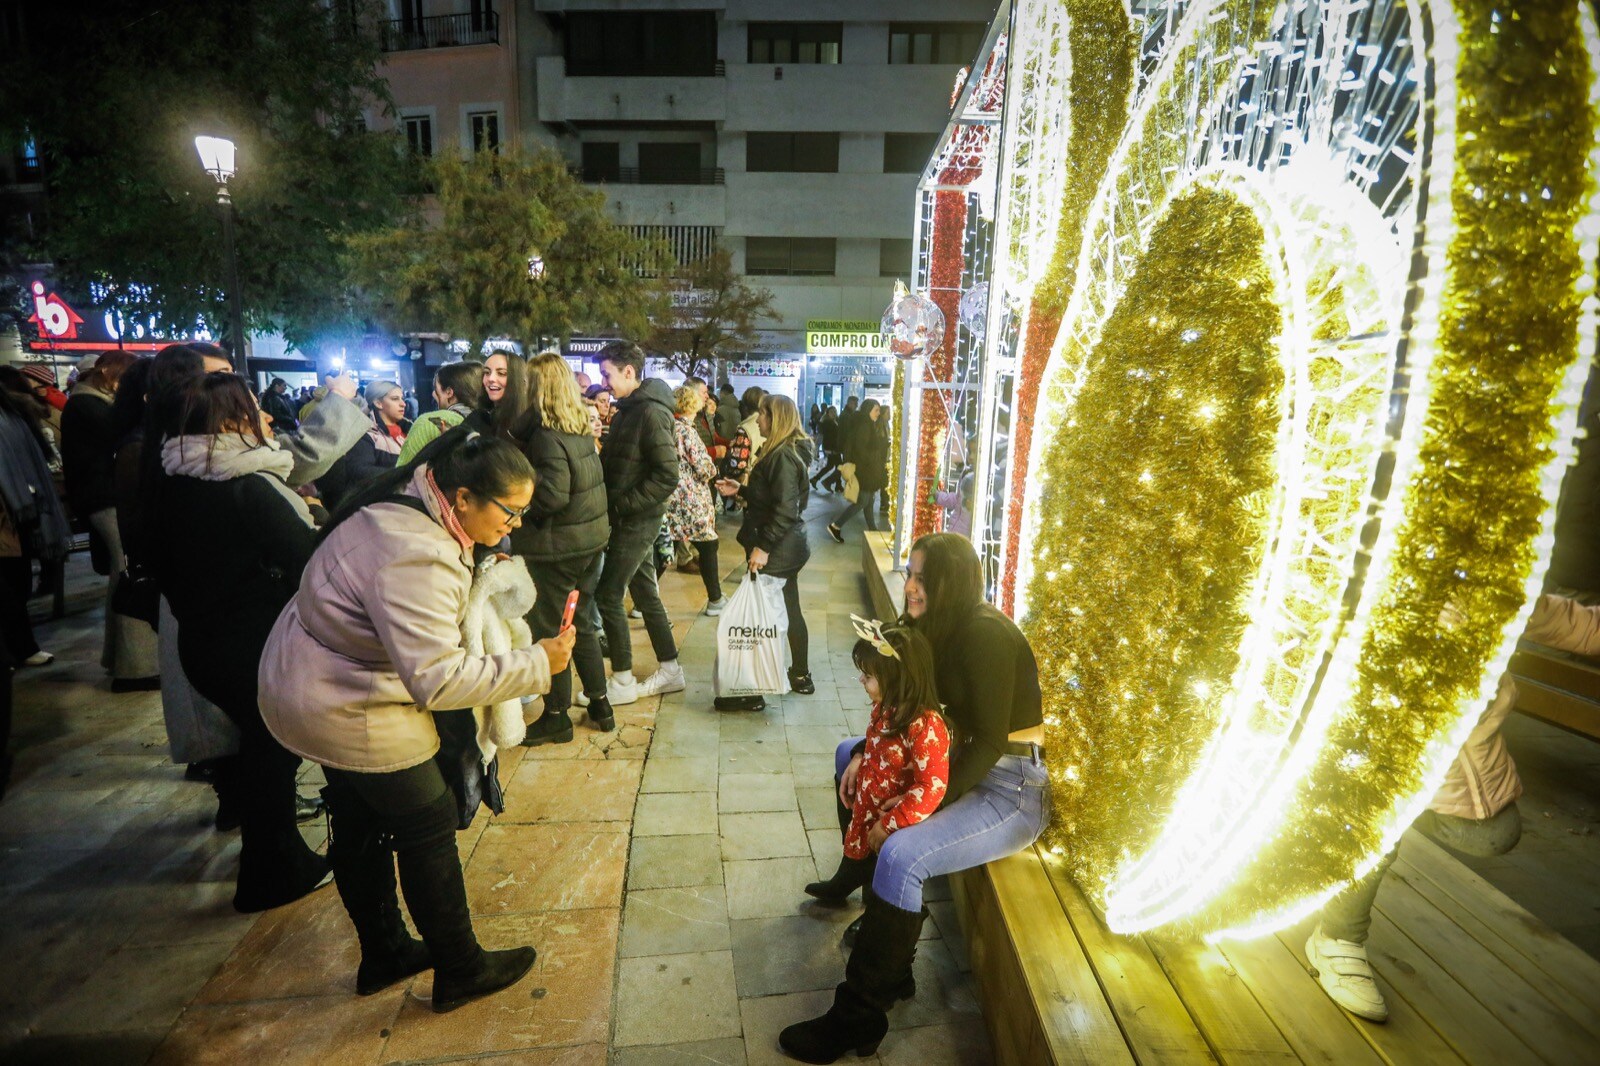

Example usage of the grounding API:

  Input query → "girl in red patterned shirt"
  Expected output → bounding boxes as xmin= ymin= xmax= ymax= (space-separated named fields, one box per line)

xmin=806 ymin=617 xmax=949 ymax=903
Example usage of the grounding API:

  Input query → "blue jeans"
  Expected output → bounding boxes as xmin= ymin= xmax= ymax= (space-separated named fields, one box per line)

xmin=835 ymin=489 xmax=880 ymax=532
xmin=833 ymin=737 xmax=1051 ymax=912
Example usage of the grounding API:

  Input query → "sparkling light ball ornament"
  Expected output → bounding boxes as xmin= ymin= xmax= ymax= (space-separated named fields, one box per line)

xmin=958 ymin=283 xmax=991 ymax=339
xmin=881 ymin=280 xmax=947 ymax=361
xmin=1005 ymin=0 xmax=1600 ymax=940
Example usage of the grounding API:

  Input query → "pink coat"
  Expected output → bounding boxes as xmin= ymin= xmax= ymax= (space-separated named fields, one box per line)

xmin=1428 ymin=594 xmax=1600 ymax=819
xmin=259 ymin=479 xmax=551 ymax=773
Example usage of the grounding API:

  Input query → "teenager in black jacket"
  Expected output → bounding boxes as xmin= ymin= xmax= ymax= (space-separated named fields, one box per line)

xmin=595 ymin=343 xmax=683 ymax=705
xmin=516 ymin=352 xmax=614 ymax=745
xmin=716 ymin=393 xmax=815 ymax=703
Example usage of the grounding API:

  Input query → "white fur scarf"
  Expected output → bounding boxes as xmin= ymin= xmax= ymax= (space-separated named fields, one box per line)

xmin=460 ymin=556 xmax=537 ymax=768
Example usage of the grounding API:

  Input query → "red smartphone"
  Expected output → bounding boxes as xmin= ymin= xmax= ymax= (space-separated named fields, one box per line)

xmin=561 ymin=590 xmax=580 ymax=630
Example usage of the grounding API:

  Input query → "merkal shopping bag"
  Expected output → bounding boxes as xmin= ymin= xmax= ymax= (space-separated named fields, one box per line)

xmin=714 ymin=573 xmax=790 ymax=697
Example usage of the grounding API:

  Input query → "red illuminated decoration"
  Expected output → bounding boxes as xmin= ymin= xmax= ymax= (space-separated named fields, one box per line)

xmin=27 ymin=281 xmax=84 ymax=340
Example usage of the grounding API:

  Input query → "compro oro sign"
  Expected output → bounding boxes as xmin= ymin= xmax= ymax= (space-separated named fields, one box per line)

xmin=805 ymin=320 xmax=888 ymax=355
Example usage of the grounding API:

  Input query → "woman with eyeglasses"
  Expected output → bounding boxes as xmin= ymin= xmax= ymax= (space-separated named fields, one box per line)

xmin=259 ymin=434 xmax=575 ymax=1012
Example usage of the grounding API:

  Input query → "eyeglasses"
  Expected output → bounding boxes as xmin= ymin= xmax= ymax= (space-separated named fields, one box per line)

xmin=485 ymin=496 xmax=531 ymax=522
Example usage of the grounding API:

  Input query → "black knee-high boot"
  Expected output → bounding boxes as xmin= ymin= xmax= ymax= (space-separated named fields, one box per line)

xmin=231 ymin=735 xmax=329 ymax=914
xmin=806 ymin=790 xmax=873 ymax=902
xmin=778 ymin=891 xmax=927 ymax=1063
xmin=388 ymin=790 xmax=537 ymax=1013
xmin=322 ymin=783 xmax=432 ymax=995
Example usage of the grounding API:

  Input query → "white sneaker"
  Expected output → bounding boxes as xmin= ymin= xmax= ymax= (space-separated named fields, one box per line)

xmin=608 ymin=672 xmax=639 ymax=707
xmin=705 ymin=597 xmax=728 ymax=617
xmin=638 ymin=660 xmax=686 ymax=697
xmin=629 ymin=608 xmax=643 ymax=620
xmin=1306 ymin=925 xmax=1388 ymax=1022
xmin=573 ymin=690 xmax=591 ymax=708
xmin=22 ymin=651 xmax=54 ymax=667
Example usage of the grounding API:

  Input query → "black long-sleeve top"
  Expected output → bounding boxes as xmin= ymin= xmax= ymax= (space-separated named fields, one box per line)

xmin=928 ymin=603 xmax=1045 ymax=800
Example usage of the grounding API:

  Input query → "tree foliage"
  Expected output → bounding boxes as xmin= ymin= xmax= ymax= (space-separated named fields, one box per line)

xmin=346 ymin=150 xmax=670 ymax=351
xmin=645 ymin=247 xmax=776 ymax=379
xmin=0 ymin=0 xmax=414 ymax=350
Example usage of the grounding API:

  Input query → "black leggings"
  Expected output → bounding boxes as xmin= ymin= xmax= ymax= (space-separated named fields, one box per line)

xmin=694 ymin=540 xmax=722 ymax=601
xmin=772 ymin=570 xmax=809 ymax=675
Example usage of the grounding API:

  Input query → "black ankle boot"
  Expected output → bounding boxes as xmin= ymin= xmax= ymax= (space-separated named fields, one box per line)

xmin=432 ymin=945 xmax=540 ymax=1014
xmin=788 ymin=670 xmax=815 ymax=695
xmin=356 ymin=901 xmax=433 ymax=995
xmin=779 ymin=893 xmax=927 ymax=1062
xmin=586 ymin=696 xmax=616 ymax=732
xmin=805 ymin=855 xmax=873 ymax=904
xmin=521 ymin=709 xmax=574 ymax=746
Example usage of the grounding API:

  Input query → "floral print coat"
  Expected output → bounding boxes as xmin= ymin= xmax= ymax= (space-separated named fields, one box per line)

xmin=664 ymin=417 xmax=719 ymax=543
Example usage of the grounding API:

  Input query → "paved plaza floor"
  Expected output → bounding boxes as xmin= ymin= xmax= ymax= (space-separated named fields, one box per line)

xmin=0 ymin=495 xmax=992 ymax=1065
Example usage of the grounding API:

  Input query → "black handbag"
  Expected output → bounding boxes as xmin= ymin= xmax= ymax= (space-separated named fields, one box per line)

xmin=111 ymin=561 xmax=160 ymax=628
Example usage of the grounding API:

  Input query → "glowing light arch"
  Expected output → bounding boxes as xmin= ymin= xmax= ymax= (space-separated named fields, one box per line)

xmin=1011 ymin=0 xmax=1600 ymax=937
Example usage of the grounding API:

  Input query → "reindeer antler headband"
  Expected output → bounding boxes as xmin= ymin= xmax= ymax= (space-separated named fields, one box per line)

xmin=850 ymin=615 xmax=899 ymax=660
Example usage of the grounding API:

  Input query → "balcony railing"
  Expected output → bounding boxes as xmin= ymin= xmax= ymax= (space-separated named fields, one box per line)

xmin=576 ymin=167 xmax=726 ymax=186
xmin=382 ymin=12 xmax=499 ymax=52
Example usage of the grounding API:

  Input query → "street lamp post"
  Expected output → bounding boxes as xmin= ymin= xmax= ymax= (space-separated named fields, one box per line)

xmin=194 ymin=135 xmax=248 ymax=375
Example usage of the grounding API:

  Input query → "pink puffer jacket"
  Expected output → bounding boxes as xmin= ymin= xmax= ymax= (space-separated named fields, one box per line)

xmin=1429 ymin=594 xmax=1600 ymax=819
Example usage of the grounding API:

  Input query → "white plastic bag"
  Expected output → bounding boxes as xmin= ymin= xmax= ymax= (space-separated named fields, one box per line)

xmin=714 ymin=573 xmax=791 ymax=697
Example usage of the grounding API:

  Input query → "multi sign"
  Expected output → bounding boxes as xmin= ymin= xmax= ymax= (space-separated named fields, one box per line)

xmin=804 ymin=319 xmax=888 ymax=355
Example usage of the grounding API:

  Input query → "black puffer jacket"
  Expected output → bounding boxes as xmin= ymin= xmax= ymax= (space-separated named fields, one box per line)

xmin=510 ymin=425 xmax=609 ymax=561
xmin=738 ymin=437 xmax=813 ymax=578
xmin=601 ymin=378 xmax=680 ymax=524
xmin=61 ymin=385 xmax=118 ymax=517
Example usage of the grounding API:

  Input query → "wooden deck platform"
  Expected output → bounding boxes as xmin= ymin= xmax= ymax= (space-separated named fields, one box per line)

xmin=861 ymin=532 xmax=1600 ymax=1065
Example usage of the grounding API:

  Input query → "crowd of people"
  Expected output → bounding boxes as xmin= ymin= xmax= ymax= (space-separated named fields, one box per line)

xmin=0 ymin=336 xmax=1558 ymax=1056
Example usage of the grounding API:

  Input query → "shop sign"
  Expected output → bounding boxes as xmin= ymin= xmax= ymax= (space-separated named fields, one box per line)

xmin=804 ymin=318 xmax=888 ymax=355
xmin=24 ymin=276 xmax=202 ymax=353
xmin=564 ymin=337 xmax=614 ymax=357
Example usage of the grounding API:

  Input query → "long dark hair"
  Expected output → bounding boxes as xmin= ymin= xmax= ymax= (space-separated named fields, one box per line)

xmin=109 ymin=356 xmax=153 ymax=441
xmin=903 ymin=533 xmax=985 ymax=653
xmin=165 ymin=372 xmax=268 ymax=472
xmin=853 ymin=623 xmax=942 ymax=735
xmin=482 ymin=351 xmax=540 ymax=444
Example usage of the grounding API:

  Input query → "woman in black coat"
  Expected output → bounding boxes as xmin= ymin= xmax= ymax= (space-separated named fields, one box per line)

xmin=515 ymin=352 xmax=614 ymax=747
xmin=151 ymin=372 xmax=329 ymax=913
xmin=716 ymin=394 xmax=814 ymax=706
xmin=827 ymin=399 xmax=889 ymax=541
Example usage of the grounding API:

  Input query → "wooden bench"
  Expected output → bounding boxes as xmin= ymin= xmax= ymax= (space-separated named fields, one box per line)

xmin=860 ymin=535 xmax=1600 ymax=1065
xmin=1510 ymin=643 xmax=1600 ymax=742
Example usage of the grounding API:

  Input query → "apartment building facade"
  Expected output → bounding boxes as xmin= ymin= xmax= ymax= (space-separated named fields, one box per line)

xmin=371 ymin=0 xmax=998 ymax=397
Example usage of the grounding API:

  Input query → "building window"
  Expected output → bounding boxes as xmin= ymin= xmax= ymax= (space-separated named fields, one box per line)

xmin=879 ymin=239 xmax=913 ymax=278
xmin=746 ymin=132 xmax=839 ymax=174
xmin=888 ymin=22 xmax=986 ymax=65
xmin=627 ymin=225 xmax=722 ymax=275
xmin=639 ymin=142 xmax=703 ymax=184
xmin=402 ymin=114 xmax=433 ymax=157
xmin=747 ymin=22 xmax=842 ymax=64
xmin=746 ymin=237 xmax=837 ymax=277
xmin=567 ymin=11 xmax=718 ymax=77
xmin=469 ymin=111 xmax=500 ymax=154
xmin=883 ymin=133 xmax=938 ymax=174
xmin=582 ymin=142 xmax=620 ymax=182
xmin=469 ymin=0 xmax=495 ymax=33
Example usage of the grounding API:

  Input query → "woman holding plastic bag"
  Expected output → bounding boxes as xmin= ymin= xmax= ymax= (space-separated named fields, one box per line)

xmin=715 ymin=394 xmax=814 ymax=710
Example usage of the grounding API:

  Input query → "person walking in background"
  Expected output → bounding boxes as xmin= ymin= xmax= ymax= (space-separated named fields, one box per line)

xmin=398 ymin=361 xmax=484 ymax=465
xmin=594 ymin=342 xmax=684 ymax=705
xmin=714 ymin=382 xmax=740 ymax=442
xmin=811 ymin=405 xmax=843 ymax=493
xmin=828 ymin=399 xmax=889 ymax=543
xmin=259 ymin=435 xmax=572 ymax=1012
xmin=667 ymin=385 xmax=725 ymax=617
xmin=260 ymin=378 xmax=300 ymax=433
xmin=715 ymin=394 xmax=815 ymax=704
xmin=62 ymin=349 xmax=158 ymax=690
xmin=316 ymin=380 xmax=411 ymax=512
xmin=403 ymin=390 xmax=419 ymax=421
xmin=0 ymin=381 xmax=70 ymax=670
xmin=515 ymin=352 xmax=613 ymax=747
xmin=150 ymin=372 xmax=331 ymax=913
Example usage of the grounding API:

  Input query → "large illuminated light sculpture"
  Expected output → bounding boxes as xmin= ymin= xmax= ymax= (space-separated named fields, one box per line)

xmin=1007 ymin=0 xmax=1600 ymax=937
